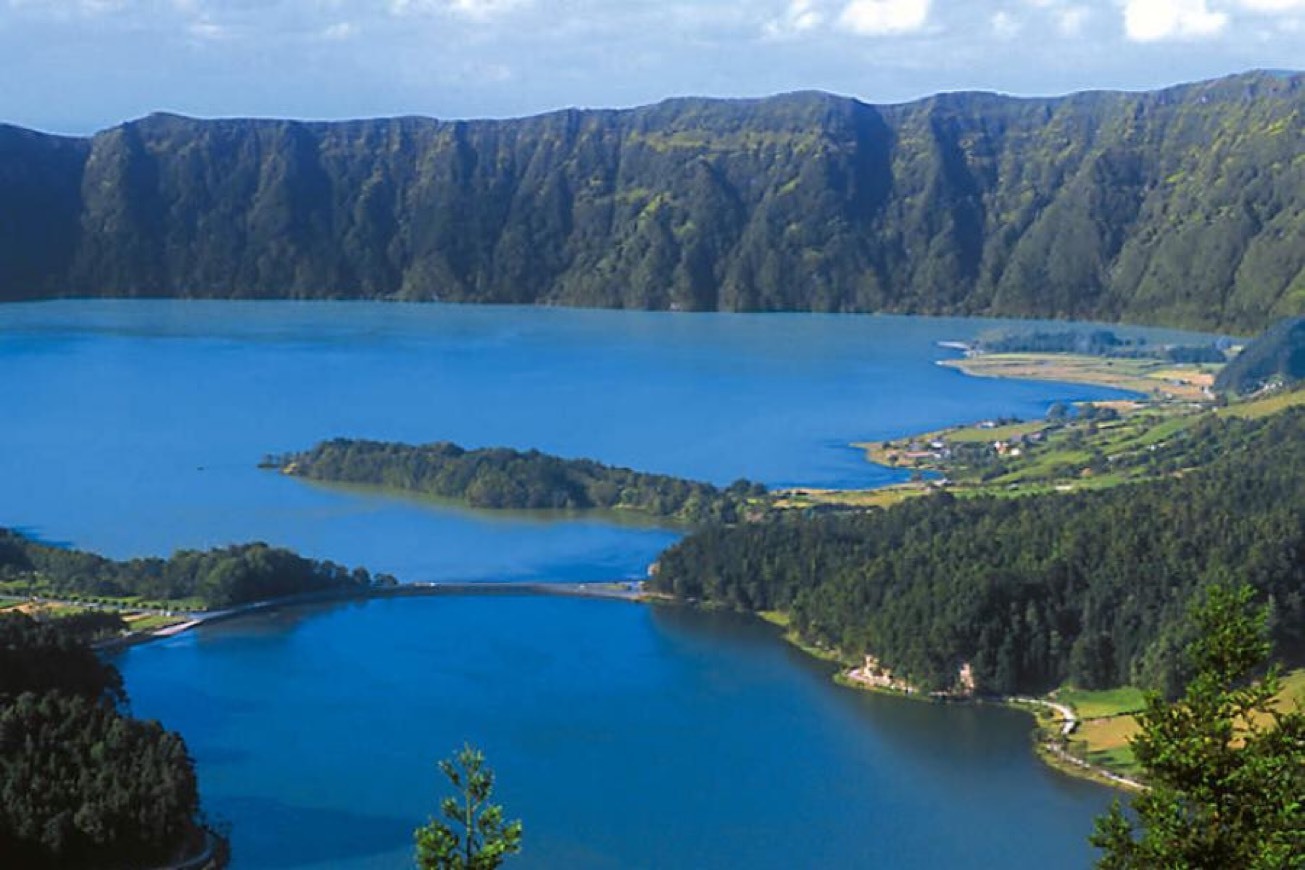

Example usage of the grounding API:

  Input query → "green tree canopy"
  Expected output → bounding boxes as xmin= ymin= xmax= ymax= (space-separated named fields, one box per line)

xmin=271 ymin=438 xmax=767 ymax=525
xmin=1091 ymin=585 xmax=1305 ymax=868
xmin=0 ymin=529 xmax=395 ymax=609
xmin=652 ymin=408 xmax=1305 ymax=695
xmin=414 ymin=744 xmax=522 ymax=870
xmin=0 ymin=613 xmax=217 ymax=868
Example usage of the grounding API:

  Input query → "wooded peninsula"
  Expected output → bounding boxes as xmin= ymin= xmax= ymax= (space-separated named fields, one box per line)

xmin=266 ymin=439 xmax=769 ymax=525
xmin=0 ymin=532 xmax=396 ymax=610
xmin=652 ymin=406 xmax=1305 ymax=699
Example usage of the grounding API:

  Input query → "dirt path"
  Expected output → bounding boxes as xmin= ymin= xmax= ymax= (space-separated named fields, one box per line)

xmin=1008 ymin=696 xmax=1145 ymax=791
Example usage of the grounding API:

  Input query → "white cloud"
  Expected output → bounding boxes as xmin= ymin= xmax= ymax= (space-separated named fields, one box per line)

xmin=1013 ymin=0 xmax=1091 ymax=36
xmin=1121 ymin=0 xmax=1228 ymax=41
xmin=991 ymin=10 xmax=1022 ymax=37
xmin=1238 ymin=0 xmax=1305 ymax=10
xmin=187 ymin=17 xmax=233 ymax=40
xmin=448 ymin=0 xmax=528 ymax=19
xmin=5 ymin=0 xmax=126 ymax=16
xmin=389 ymin=0 xmax=531 ymax=21
xmin=837 ymin=0 xmax=930 ymax=35
xmin=764 ymin=0 xmax=824 ymax=37
xmin=321 ymin=20 xmax=356 ymax=40
xmin=1058 ymin=4 xmax=1090 ymax=34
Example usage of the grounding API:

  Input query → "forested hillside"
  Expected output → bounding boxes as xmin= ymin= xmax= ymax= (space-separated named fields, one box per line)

xmin=651 ymin=409 xmax=1305 ymax=697
xmin=3 ymin=71 xmax=1305 ymax=331
xmin=1215 ymin=316 xmax=1305 ymax=393
xmin=0 ymin=613 xmax=217 ymax=868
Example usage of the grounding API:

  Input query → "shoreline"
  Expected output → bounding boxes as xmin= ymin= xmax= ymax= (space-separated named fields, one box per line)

xmin=112 ymin=582 xmax=1149 ymax=791
xmin=1004 ymin=696 xmax=1145 ymax=791
xmin=839 ymin=656 xmax=1147 ymax=790
xmin=936 ymin=351 xmax=1216 ymax=402
xmin=753 ymin=612 xmax=1148 ymax=791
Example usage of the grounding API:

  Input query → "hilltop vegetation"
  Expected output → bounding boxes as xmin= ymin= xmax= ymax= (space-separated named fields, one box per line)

xmin=651 ymin=408 xmax=1305 ymax=697
xmin=2 ymin=72 xmax=1305 ymax=331
xmin=270 ymin=439 xmax=767 ymax=525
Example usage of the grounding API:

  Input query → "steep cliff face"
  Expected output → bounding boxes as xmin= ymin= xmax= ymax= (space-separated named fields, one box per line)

xmin=0 ymin=125 xmax=86 ymax=298
xmin=3 ymin=71 xmax=1305 ymax=331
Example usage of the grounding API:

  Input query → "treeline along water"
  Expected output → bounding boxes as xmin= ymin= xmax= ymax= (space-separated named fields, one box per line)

xmin=271 ymin=438 xmax=766 ymax=523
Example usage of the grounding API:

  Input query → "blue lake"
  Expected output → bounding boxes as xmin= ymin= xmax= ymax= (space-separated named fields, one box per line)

xmin=0 ymin=301 xmax=1187 ymax=867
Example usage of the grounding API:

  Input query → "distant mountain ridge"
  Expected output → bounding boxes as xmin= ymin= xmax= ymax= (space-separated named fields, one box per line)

xmin=2 ymin=71 xmax=1305 ymax=332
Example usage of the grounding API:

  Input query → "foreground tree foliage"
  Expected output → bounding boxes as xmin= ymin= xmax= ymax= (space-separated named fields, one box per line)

xmin=0 ymin=613 xmax=219 ymax=868
xmin=415 ymin=745 xmax=522 ymax=870
xmin=0 ymin=693 xmax=204 ymax=868
xmin=0 ymin=612 xmax=124 ymax=703
xmin=652 ymin=408 xmax=1305 ymax=695
xmin=1091 ymin=586 xmax=1305 ymax=868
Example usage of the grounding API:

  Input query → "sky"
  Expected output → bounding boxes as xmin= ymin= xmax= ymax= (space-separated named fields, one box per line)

xmin=1 ymin=0 xmax=1303 ymax=134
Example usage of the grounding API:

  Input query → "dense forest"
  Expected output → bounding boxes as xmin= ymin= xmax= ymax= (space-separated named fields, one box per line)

xmin=0 ymin=612 xmax=218 ymax=868
xmin=651 ymin=409 xmax=1305 ymax=697
xmin=3 ymin=72 xmax=1305 ymax=332
xmin=270 ymin=439 xmax=767 ymax=525
xmin=1215 ymin=316 xmax=1305 ymax=393
xmin=0 ymin=532 xmax=396 ymax=608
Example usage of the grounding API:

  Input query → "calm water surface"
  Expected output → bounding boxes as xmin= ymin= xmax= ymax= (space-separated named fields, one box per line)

xmin=120 ymin=597 xmax=1109 ymax=869
xmin=0 ymin=301 xmax=1183 ymax=867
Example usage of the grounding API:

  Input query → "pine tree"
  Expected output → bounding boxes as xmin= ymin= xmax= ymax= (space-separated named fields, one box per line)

xmin=1091 ymin=585 xmax=1305 ymax=868
xmin=414 ymin=744 xmax=523 ymax=870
